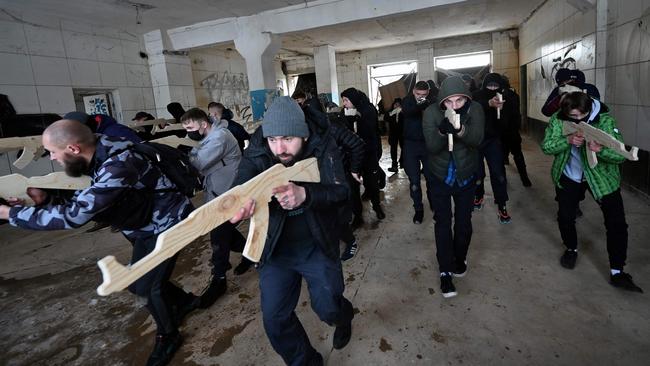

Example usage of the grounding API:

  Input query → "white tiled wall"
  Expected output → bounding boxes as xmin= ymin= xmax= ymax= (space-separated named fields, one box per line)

xmin=0 ymin=16 xmax=153 ymax=121
xmin=519 ymin=0 xmax=650 ymax=150
xmin=0 ymin=14 xmax=154 ymax=176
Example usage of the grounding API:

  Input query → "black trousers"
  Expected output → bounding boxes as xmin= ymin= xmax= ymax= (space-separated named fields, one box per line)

xmin=402 ymin=139 xmax=435 ymax=211
xmin=502 ymin=131 xmax=528 ymax=176
xmin=210 ymin=221 xmax=246 ymax=277
xmin=128 ymin=234 xmax=194 ymax=335
xmin=388 ymin=130 xmax=403 ymax=167
xmin=476 ymin=137 xmax=509 ymax=205
xmin=430 ymin=176 xmax=475 ymax=273
xmin=555 ymin=174 xmax=628 ymax=269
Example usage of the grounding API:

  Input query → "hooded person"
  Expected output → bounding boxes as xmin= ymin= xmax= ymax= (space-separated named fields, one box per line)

xmin=541 ymin=68 xmax=601 ymax=117
xmin=340 ymin=88 xmax=386 ymax=222
xmin=499 ymin=75 xmax=532 ymax=187
xmin=63 ymin=111 xmax=142 ymax=144
xmin=207 ymin=102 xmax=250 ymax=152
xmin=472 ymin=73 xmax=512 ymax=223
xmin=422 ymin=75 xmax=484 ymax=298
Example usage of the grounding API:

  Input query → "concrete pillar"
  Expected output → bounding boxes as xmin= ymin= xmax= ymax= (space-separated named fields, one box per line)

xmin=144 ymin=30 xmax=196 ymax=119
xmin=314 ymin=45 xmax=340 ymax=105
xmin=595 ymin=0 xmax=608 ymax=102
xmin=234 ymin=17 xmax=282 ymax=121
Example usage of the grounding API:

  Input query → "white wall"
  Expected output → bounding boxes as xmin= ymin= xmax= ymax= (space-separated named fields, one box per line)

xmin=0 ymin=12 xmax=154 ymax=176
xmin=0 ymin=13 xmax=154 ymax=123
xmin=519 ymin=0 xmax=650 ymax=150
xmin=284 ymin=30 xmax=519 ymax=104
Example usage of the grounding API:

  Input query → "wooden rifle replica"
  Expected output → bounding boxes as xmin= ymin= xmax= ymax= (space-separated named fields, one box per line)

xmin=0 ymin=172 xmax=91 ymax=205
xmin=445 ymin=108 xmax=461 ymax=152
xmin=562 ymin=121 xmax=639 ymax=168
xmin=129 ymin=118 xmax=175 ymax=128
xmin=149 ymin=135 xmax=199 ymax=148
xmin=0 ymin=135 xmax=44 ymax=169
xmin=96 ymin=157 xmax=320 ymax=296
xmin=496 ymin=92 xmax=503 ymax=119
xmin=151 ymin=123 xmax=185 ymax=135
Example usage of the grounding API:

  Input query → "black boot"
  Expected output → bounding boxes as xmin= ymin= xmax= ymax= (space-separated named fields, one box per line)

xmin=199 ymin=276 xmax=227 ymax=309
xmin=233 ymin=258 xmax=254 ymax=275
xmin=520 ymin=173 xmax=532 ymax=187
xmin=373 ymin=205 xmax=386 ymax=220
xmin=333 ymin=300 xmax=354 ymax=349
xmin=388 ymin=163 xmax=398 ymax=173
xmin=172 ymin=293 xmax=200 ymax=326
xmin=146 ymin=332 xmax=183 ymax=366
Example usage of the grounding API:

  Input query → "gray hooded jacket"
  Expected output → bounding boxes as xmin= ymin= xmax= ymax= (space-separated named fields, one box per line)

xmin=188 ymin=119 xmax=241 ymax=202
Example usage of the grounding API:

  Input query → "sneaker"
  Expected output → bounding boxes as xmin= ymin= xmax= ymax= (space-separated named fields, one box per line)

xmin=341 ymin=240 xmax=358 ymax=261
xmin=413 ymin=210 xmax=424 ymax=224
xmin=453 ymin=260 xmax=467 ymax=277
xmin=332 ymin=300 xmax=353 ymax=349
xmin=373 ymin=205 xmax=386 ymax=220
xmin=233 ymin=258 xmax=254 ymax=275
xmin=560 ymin=249 xmax=577 ymax=269
xmin=473 ymin=197 xmax=484 ymax=211
xmin=388 ymin=165 xmax=398 ymax=173
xmin=497 ymin=207 xmax=512 ymax=224
xmin=146 ymin=332 xmax=183 ymax=366
xmin=198 ymin=276 xmax=227 ymax=309
xmin=610 ymin=272 xmax=643 ymax=293
xmin=440 ymin=273 xmax=457 ymax=298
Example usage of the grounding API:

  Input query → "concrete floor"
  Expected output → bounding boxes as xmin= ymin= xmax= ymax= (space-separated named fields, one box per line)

xmin=1 ymin=136 xmax=649 ymax=366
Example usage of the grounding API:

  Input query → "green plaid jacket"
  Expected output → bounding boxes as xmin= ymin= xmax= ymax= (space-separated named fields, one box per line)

xmin=541 ymin=111 xmax=626 ymax=200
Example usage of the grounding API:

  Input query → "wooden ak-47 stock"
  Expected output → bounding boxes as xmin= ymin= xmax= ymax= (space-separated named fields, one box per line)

xmin=149 ymin=135 xmax=199 ymax=148
xmin=0 ymin=135 xmax=44 ymax=169
xmin=96 ymin=157 xmax=320 ymax=296
xmin=445 ymin=108 xmax=461 ymax=152
xmin=562 ymin=121 xmax=639 ymax=168
xmin=0 ymin=172 xmax=91 ymax=204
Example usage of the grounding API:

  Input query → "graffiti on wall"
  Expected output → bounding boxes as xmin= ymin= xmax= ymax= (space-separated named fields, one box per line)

xmin=201 ymin=71 xmax=252 ymax=121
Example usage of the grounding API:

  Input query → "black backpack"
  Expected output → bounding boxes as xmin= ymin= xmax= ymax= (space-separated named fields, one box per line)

xmin=131 ymin=142 xmax=203 ymax=197
xmin=92 ymin=142 xmax=202 ymax=230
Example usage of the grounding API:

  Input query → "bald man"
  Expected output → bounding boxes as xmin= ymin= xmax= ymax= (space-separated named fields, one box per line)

xmin=0 ymin=120 xmax=197 ymax=366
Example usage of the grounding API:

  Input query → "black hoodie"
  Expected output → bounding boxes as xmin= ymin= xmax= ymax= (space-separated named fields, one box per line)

xmin=472 ymin=73 xmax=511 ymax=140
xmin=340 ymin=88 xmax=380 ymax=162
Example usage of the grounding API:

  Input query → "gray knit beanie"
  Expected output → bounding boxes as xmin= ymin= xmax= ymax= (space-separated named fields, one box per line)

xmin=262 ymin=96 xmax=309 ymax=138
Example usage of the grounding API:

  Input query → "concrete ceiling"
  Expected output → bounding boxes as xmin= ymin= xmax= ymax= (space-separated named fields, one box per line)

xmin=0 ymin=0 xmax=316 ymax=33
xmin=280 ymin=0 xmax=546 ymax=54
xmin=3 ymin=0 xmax=545 ymax=57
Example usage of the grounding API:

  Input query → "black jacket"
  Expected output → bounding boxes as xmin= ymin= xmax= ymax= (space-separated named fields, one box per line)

xmin=303 ymin=104 xmax=365 ymax=174
xmin=234 ymin=127 xmax=349 ymax=265
xmin=472 ymin=73 xmax=513 ymax=141
xmin=222 ymin=109 xmax=250 ymax=152
xmin=340 ymin=88 xmax=380 ymax=163
xmin=400 ymin=94 xmax=432 ymax=141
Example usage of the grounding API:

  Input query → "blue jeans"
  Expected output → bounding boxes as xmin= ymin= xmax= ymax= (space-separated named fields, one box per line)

xmin=258 ymin=246 xmax=353 ymax=366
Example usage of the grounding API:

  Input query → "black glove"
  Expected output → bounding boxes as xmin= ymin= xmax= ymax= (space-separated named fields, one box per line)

xmin=438 ymin=118 xmax=461 ymax=135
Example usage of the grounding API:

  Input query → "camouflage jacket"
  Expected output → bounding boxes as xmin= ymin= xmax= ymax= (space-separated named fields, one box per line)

xmin=9 ymin=135 xmax=192 ymax=239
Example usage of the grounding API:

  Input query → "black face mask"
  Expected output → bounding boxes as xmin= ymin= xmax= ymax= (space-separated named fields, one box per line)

xmin=187 ymin=130 xmax=204 ymax=141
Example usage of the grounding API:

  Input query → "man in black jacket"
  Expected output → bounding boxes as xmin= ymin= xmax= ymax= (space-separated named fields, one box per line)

xmin=229 ymin=96 xmax=354 ymax=366
xmin=340 ymin=88 xmax=386 ymax=221
xmin=208 ymin=102 xmax=250 ymax=152
xmin=472 ymin=73 xmax=512 ymax=224
xmin=401 ymin=81 xmax=436 ymax=224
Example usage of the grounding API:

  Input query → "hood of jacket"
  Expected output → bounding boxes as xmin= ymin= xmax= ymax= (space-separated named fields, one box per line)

xmin=341 ymin=88 xmax=369 ymax=109
xmin=437 ymin=76 xmax=472 ymax=108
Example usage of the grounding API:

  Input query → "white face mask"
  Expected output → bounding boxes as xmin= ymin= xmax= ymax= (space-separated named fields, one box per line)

xmin=344 ymin=108 xmax=358 ymax=116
